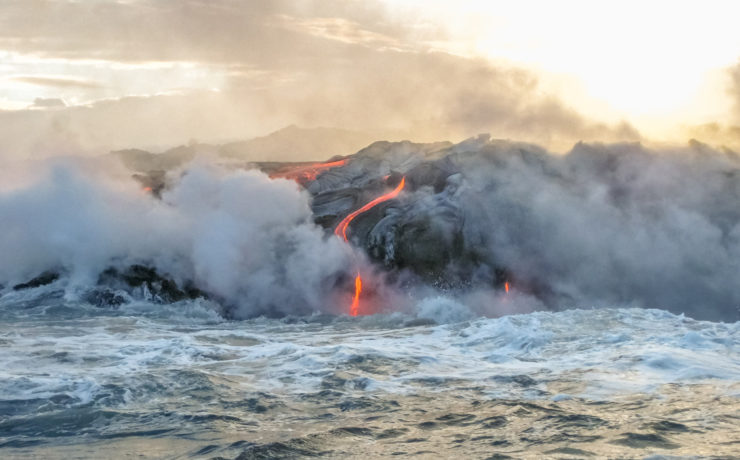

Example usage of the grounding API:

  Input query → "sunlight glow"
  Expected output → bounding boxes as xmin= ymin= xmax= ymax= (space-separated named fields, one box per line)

xmin=384 ymin=0 xmax=740 ymax=130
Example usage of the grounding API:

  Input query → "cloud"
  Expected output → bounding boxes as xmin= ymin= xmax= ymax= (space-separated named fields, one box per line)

xmin=222 ymin=49 xmax=641 ymax=149
xmin=0 ymin=0 xmax=640 ymax=157
xmin=732 ymin=60 xmax=740 ymax=120
xmin=0 ymin=91 xmax=281 ymax=158
xmin=11 ymin=76 xmax=103 ymax=89
xmin=686 ymin=123 xmax=740 ymax=151
xmin=0 ymin=51 xmax=642 ymax=158
xmin=0 ymin=0 xmax=364 ymax=64
xmin=682 ymin=61 xmax=740 ymax=151
xmin=277 ymin=15 xmax=407 ymax=50
xmin=29 ymin=97 xmax=66 ymax=108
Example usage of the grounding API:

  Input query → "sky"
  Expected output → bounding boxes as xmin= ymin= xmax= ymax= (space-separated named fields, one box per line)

xmin=0 ymin=0 xmax=739 ymax=158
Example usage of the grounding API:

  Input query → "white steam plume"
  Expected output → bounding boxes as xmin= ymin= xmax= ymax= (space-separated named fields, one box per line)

xmin=0 ymin=159 xmax=353 ymax=317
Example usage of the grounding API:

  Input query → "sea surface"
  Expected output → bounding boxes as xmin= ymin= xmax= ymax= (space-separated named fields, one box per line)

xmin=0 ymin=283 xmax=739 ymax=459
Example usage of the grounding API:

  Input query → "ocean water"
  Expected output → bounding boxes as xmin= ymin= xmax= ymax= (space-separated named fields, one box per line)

xmin=0 ymin=283 xmax=738 ymax=459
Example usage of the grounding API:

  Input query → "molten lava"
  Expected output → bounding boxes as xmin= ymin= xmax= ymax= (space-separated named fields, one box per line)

xmin=505 ymin=281 xmax=510 ymax=293
xmin=270 ymin=159 xmax=347 ymax=183
xmin=350 ymin=273 xmax=362 ymax=317
xmin=335 ymin=177 xmax=406 ymax=316
xmin=335 ymin=177 xmax=406 ymax=242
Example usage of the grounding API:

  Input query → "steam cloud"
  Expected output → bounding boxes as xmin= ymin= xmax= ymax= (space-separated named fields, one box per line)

xmin=388 ymin=138 xmax=740 ymax=321
xmin=0 ymin=159 xmax=353 ymax=318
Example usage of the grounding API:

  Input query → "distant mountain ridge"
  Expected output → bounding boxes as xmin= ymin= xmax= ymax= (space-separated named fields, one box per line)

xmin=112 ymin=125 xmax=376 ymax=172
xmin=219 ymin=125 xmax=375 ymax=162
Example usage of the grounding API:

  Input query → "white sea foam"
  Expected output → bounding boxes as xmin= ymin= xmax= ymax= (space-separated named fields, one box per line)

xmin=0 ymin=300 xmax=736 ymax=410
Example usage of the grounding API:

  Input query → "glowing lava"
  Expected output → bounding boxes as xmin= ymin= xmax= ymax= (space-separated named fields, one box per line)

xmin=350 ymin=273 xmax=362 ymax=317
xmin=505 ymin=281 xmax=510 ymax=293
xmin=335 ymin=177 xmax=406 ymax=241
xmin=335 ymin=177 xmax=406 ymax=316
xmin=270 ymin=159 xmax=347 ymax=183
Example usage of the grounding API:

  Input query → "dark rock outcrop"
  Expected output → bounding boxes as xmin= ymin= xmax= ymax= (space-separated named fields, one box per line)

xmin=84 ymin=289 xmax=128 ymax=308
xmin=97 ymin=265 xmax=206 ymax=303
xmin=307 ymin=137 xmax=503 ymax=288
xmin=13 ymin=271 xmax=60 ymax=290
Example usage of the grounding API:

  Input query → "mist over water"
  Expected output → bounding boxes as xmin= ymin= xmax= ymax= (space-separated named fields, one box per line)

xmin=0 ymin=160 xmax=353 ymax=318
xmin=441 ymin=139 xmax=740 ymax=321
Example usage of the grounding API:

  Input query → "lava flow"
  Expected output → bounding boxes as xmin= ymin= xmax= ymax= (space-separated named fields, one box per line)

xmin=350 ymin=273 xmax=362 ymax=317
xmin=270 ymin=159 xmax=347 ymax=184
xmin=335 ymin=177 xmax=406 ymax=241
xmin=335 ymin=177 xmax=406 ymax=316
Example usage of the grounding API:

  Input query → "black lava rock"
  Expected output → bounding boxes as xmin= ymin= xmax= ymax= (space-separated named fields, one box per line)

xmin=13 ymin=271 xmax=59 ymax=290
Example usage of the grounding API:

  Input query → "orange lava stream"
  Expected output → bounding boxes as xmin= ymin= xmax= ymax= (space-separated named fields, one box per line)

xmin=335 ymin=177 xmax=406 ymax=316
xmin=350 ymin=273 xmax=362 ymax=316
xmin=271 ymin=159 xmax=347 ymax=183
xmin=505 ymin=281 xmax=510 ymax=293
xmin=334 ymin=177 xmax=406 ymax=242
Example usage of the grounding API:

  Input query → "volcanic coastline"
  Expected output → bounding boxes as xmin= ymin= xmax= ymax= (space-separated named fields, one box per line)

xmin=10 ymin=134 xmax=740 ymax=323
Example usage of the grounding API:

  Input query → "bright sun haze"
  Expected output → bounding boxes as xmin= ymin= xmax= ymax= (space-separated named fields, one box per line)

xmin=386 ymin=0 xmax=740 ymax=134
